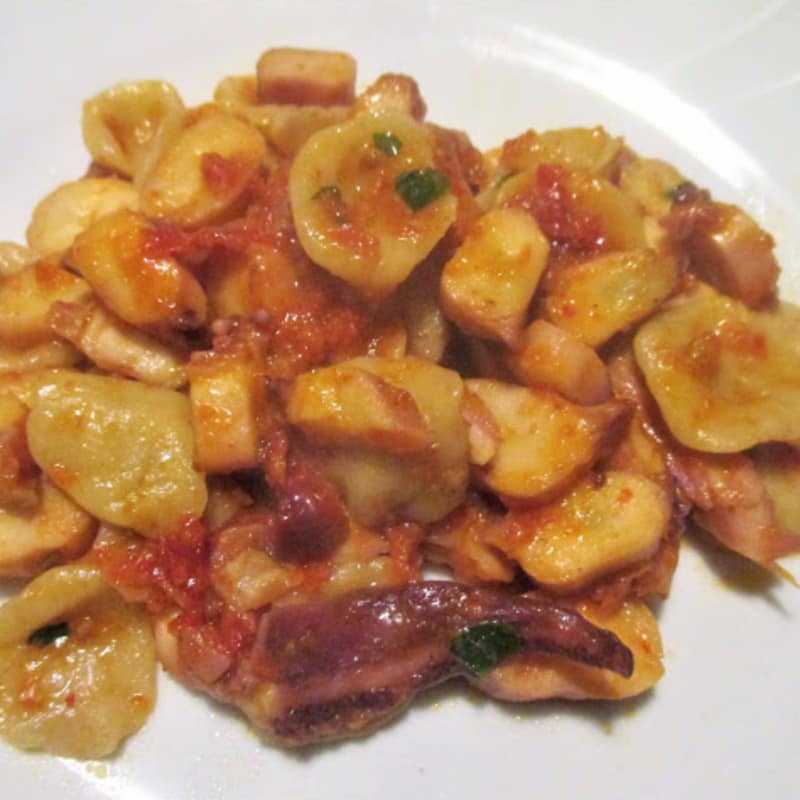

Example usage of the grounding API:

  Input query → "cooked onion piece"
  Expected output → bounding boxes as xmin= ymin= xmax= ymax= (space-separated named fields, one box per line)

xmin=482 ymin=600 xmax=663 ymax=701
xmin=82 ymin=80 xmax=186 ymax=180
xmin=289 ymin=110 xmax=457 ymax=297
xmin=465 ymin=379 xmax=629 ymax=504
xmin=70 ymin=208 xmax=207 ymax=333
xmin=441 ymin=208 xmax=549 ymax=343
xmin=26 ymin=178 xmax=139 ymax=258
xmin=26 ymin=373 xmax=206 ymax=536
xmin=140 ymin=109 xmax=266 ymax=225
xmin=542 ymin=249 xmax=678 ymax=347
xmin=0 ymin=565 xmax=156 ymax=758
xmin=0 ymin=262 xmax=91 ymax=347
xmin=490 ymin=471 xmax=669 ymax=594
xmin=634 ymin=283 xmax=800 ymax=452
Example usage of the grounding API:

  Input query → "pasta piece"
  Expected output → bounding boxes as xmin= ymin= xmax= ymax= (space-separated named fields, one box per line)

xmin=26 ymin=373 xmax=206 ymax=537
xmin=500 ymin=166 xmax=646 ymax=253
xmin=318 ymin=357 xmax=468 ymax=526
xmin=634 ymin=282 xmax=800 ymax=452
xmin=289 ymin=110 xmax=457 ymax=297
xmin=0 ymin=394 xmax=39 ymax=513
xmin=256 ymin=47 xmax=356 ymax=106
xmin=482 ymin=601 xmax=663 ymax=701
xmin=465 ymin=379 xmax=630 ymax=505
xmin=506 ymin=319 xmax=612 ymax=405
xmin=542 ymin=249 xmax=678 ymax=347
xmin=140 ymin=109 xmax=266 ymax=225
xmin=0 ymin=565 xmax=156 ymax=758
xmin=49 ymin=300 xmax=187 ymax=389
xmin=0 ymin=339 xmax=81 ymax=375
xmin=69 ymin=209 xmax=207 ymax=334
xmin=81 ymin=80 xmax=186 ymax=180
xmin=499 ymin=127 xmax=624 ymax=179
xmin=0 ymin=261 xmax=91 ymax=347
xmin=441 ymin=208 xmax=549 ymax=343
xmin=0 ymin=479 xmax=96 ymax=577
xmin=619 ymin=157 xmax=684 ymax=219
xmin=26 ymin=178 xmax=139 ymax=258
xmin=490 ymin=471 xmax=669 ymax=594
xmin=0 ymin=242 xmax=36 ymax=277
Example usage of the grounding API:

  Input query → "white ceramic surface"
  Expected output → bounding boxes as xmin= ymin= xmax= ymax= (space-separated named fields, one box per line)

xmin=1 ymin=1 xmax=798 ymax=798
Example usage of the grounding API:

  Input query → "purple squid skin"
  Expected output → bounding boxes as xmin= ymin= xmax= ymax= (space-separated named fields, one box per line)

xmin=253 ymin=581 xmax=633 ymax=745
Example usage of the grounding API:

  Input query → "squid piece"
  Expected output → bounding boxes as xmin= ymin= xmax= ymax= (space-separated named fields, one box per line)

xmin=506 ymin=319 xmax=612 ymax=405
xmin=634 ymin=282 xmax=800 ymax=452
xmin=255 ymin=48 xmax=356 ymax=106
xmin=352 ymin=73 xmax=427 ymax=120
xmin=483 ymin=600 xmax=663 ymax=701
xmin=289 ymin=110 xmax=457 ymax=297
xmin=315 ymin=357 xmax=469 ymax=526
xmin=465 ymin=379 xmax=630 ymax=505
xmin=287 ymin=363 xmax=434 ymax=453
xmin=0 ymin=565 xmax=156 ymax=758
xmin=619 ymin=157 xmax=684 ymax=219
xmin=196 ymin=581 xmax=635 ymax=746
xmin=440 ymin=208 xmax=549 ymax=344
xmin=0 ymin=339 xmax=81 ymax=375
xmin=26 ymin=372 xmax=206 ymax=537
xmin=26 ymin=178 xmax=139 ymax=258
xmin=669 ymin=450 xmax=800 ymax=570
xmin=49 ymin=299 xmax=188 ymax=389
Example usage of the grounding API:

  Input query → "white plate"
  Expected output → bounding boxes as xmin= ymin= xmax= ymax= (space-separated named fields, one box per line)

xmin=2 ymin=1 xmax=799 ymax=798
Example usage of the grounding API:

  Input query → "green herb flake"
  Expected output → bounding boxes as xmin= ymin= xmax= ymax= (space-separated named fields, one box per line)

xmin=450 ymin=621 xmax=525 ymax=677
xmin=27 ymin=621 xmax=70 ymax=647
xmin=312 ymin=184 xmax=348 ymax=224
xmin=373 ymin=131 xmax=403 ymax=157
xmin=395 ymin=168 xmax=450 ymax=212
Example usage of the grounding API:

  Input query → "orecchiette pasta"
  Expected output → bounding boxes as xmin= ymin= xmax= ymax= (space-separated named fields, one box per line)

xmin=0 ymin=45 xmax=798 ymax=760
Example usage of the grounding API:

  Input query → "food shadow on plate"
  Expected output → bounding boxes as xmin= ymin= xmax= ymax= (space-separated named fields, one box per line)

xmin=683 ymin=526 xmax=791 ymax=615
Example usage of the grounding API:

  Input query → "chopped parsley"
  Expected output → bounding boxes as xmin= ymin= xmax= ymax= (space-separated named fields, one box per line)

xmin=373 ymin=131 xmax=402 ymax=157
xmin=395 ymin=168 xmax=450 ymax=211
xmin=27 ymin=621 xmax=70 ymax=647
xmin=450 ymin=621 xmax=525 ymax=677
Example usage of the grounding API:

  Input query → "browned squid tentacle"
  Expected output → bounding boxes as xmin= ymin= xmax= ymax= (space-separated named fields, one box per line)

xmin=252 ymin=581 xmax=633 ymax=745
